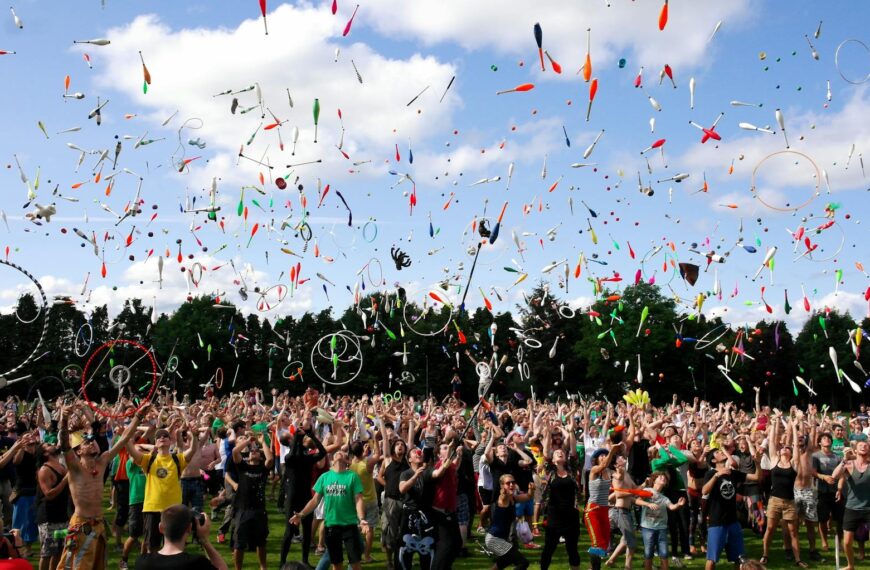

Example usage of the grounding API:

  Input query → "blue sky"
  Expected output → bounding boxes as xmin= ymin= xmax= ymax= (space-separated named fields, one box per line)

xmin=0 ymin=0 xmax=868 ymax=332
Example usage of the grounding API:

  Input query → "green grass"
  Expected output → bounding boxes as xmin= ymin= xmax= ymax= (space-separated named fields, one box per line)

xmin=100 ymin=487 xmax=864 ymax=569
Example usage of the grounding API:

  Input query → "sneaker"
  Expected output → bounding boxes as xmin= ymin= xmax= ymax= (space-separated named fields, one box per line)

xmin=523 ymin=542 xmax=541 ymax=550
xmin=216 ymin=533 xmax=226 ymax=544
xmin=683 ymin=554 xmax=693 ymax=561
xmin=476 ymin=526 xmax=486 ymax=535
xmin=119 ymin=561 xmax=128 ymax=570
xmin=671 ymin=556 xmax=685 ymax=568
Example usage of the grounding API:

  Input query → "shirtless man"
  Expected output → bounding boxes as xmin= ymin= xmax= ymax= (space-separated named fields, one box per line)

xmin=606 ymin=454 xmax=637 ymax=568
xmin=58 ymin=403 xmax=146 ymax=570
xmin=792 ymin=410 xmax=823 ymax=562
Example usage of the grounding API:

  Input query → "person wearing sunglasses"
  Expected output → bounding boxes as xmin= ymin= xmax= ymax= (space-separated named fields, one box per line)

xmin=484 ymin=474 xmax=531 ymax=570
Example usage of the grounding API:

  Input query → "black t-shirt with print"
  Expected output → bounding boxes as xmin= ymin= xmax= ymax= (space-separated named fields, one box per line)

xmin=704 ymin=468 xmax=747 ymax=527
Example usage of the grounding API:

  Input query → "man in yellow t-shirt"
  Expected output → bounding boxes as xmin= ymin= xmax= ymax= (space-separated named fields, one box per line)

xmin=126 ymin=427 xmax=201 ymax=552
xmin=349 ymin=440 xmax=381 ymax=564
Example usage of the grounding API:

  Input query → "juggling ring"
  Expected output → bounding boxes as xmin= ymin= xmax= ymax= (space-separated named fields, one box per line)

xmin=558 ymin=305 xmax=576 ymax=319
xmin=750 ymin=150 xmax=820 ymax=212
xmin=74 ymin=322 xmax=94 ymax=357
xmin=362 ymin=220 xmax=378 ymax=243
xmin=516 ymin=345 xmax=524 ymax=363
xmin=475 ymin=361 xmax=491 ymax=379
xmin=396 ymin=370 xmax=415 ymax=385
xmin=364 ymin=258 xmax=384 ymax=289
xmin=166 ymin=355 xmax=179 ymax=373
xmin=523 ymin=338 xmax=542 ymax=349
xmin=0 ymin=260 xmax=49 ymax=384
xmin=835 ymin=39 xmax=870 ymax=85
xmin=190 ymin=263 xmax=203 ymax=288
xmin=694 ymin=323 xmax=732 ymax=351
xmin=310 ymin=331 xmax=363 ymax=386
xmin=109 ymin=365 xmax=133 ymax=388
xmin=382 ymin=390 xmax=402 ymax=405
xmin=81 ymin=339 xmax=158 ymax=418
xmin=99 ymin=229 xmax=128 ymax=265
xmin=794 ymin=216 xmax=845 ymax=263
xmin=256 ymin=284 xmax=287 ymax=312
xmin=521 ymin=362 xmax=531 ymax=380
xmin=282 ymin=360 xmax=305 ymax=380
xmin=61 ymin=364 xmax=83 ymax=381
xmin=214 ymin=367 xmax=224 ymax=389
xmin=402 ymin=287 xmax=455 ymax=337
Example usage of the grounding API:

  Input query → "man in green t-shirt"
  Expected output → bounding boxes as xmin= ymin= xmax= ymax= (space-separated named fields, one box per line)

xmin=120 ymin=447 xmax=147 ymax=570
xmin=833 ymin=424 xmax=846 ymax=457
xmin=290 ymin=450 xmax=367 ymax=570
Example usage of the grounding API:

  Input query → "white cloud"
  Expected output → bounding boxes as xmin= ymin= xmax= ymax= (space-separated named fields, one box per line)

xmin=361 ymin=0 xmax=751 ymax=73
xmin=91 ymin=5 xmax=460 ymax=194
xmin=680 ymin=87 xmax=870 ymax=198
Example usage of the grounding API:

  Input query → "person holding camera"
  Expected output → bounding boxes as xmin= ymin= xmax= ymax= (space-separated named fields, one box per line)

xmin=133 ymin=503 xmax=227 ymax=570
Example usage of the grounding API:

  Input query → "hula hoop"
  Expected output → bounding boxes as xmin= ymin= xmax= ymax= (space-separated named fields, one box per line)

xmin=558 ymin=305 xmax=576 ymax=319
xmin=640 ymin=246 xmax=678 ymax=286
xmin=26 ymin=375 xmax=71 ymax=404
xmin=794 ymin=216 xmax=845 ymax=263
xmin=365 ymin=258 xmax=384 ymax=289
xmin=256 ymin=284 xmax=287 ymax=312
xmin=81 ymin=339 xmax=158 ymax=418
xmin=309 ymin=331 xmax=363 ymax=386
xmin=403 ymin=287 xmax=455 ymax=336
xmin=166 ymin=355 xmax=179 ymax=373
xmin=750 ymin=150 xmax=820 ymax=212
xmin=362 ymin=220 xmax=378 ymax=243
xmin=0 ymin=260 xmax=49 ymax=383
xmin=694 ymin=323 xmax=732 ymax=351
xmin=835 ymin=39 xmax=870 ymax=85
xmin=74 ymin=322 xmax=94 ymax=357
xmin=61 ymin=364 xmax=83 ymax=381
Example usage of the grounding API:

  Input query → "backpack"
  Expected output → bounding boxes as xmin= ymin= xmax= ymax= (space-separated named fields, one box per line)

xmin=146 ymin=452 xmax=181 ymax=479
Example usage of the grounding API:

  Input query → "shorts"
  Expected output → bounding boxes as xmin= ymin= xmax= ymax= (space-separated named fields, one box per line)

xmin=818 ymin=491 xmax=845 ymax=524
xmin=456 ymin=494 xmax=470 ymax=526
xmin=363 ymin=500 xmax=379 ymax=528
xmin=38 ymin=522 xmax=67 ymax=558
xmin=706 ymin=522 xmax=745 ymax=563
xmin=232 ymin=508 xmax=269 ymax=550
xmin=793 ymin=487 xmax=818 ymax=522
xmin=641 ymin=527 xmax=668 ymax=560
xmin=843 ymin=508 xmax=870 ymax=533
xmin=181 ymin=477 xmax=205 ymax=511
xmin=112 ymin=481 xmax=130 ymax=527
xmin=514 ymin=498 xmax=534 ymax=518
xmin=325 ymin=524 xmax=363 ymax=565
xmin=142 ymin=512 xmax=163 ymax=550
xmin=380 ymin=497 xmax=402 ymax=548
xmin=479 ymin=487 xmax=493 ymax=506
xmin=766 ymin=496 xmax=797 ymax=522
xmin=128 ymin=504 xmax=144 ymax=539
xmin=610 ymin=507 xmax=637 ymax=550
xmin=11 ymin=494 xmax=37 ymax=543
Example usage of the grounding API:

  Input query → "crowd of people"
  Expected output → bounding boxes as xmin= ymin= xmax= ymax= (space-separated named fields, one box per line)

xmin=0 ymin=384 xmax=869 ymax=570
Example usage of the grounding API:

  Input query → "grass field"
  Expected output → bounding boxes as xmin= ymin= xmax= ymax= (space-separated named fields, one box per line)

xmin=99 ymin=490 xmax=864 ymax=569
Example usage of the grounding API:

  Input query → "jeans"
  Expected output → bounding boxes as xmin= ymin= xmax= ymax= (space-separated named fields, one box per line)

xmin=642 ymin=527 xmax=669 ymax=560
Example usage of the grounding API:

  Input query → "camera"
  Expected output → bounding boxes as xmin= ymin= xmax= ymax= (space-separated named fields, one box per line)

xmin=191 ymin=508 xmax=206 ymax=528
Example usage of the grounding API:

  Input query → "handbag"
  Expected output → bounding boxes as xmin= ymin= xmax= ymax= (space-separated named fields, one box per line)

xmin=515 ymin=520 xmax=533 ymax=544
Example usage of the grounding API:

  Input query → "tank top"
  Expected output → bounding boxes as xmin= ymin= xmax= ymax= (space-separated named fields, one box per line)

xmin=488 ymin=501 xmax=516 ymax=540
xmin=36 ymin=465 xmax=70 ymax=525
xmin=589 ymin=474 xmax=611 ymax=506
xmin=770 ymin=464 xmax=797 ymax=500
xmin=846 ymin=464 xmax=870 ymax=511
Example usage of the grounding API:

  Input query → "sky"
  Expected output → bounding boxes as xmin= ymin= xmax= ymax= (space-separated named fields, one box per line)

xmin=0 ymin=0 xmax=869 ymax=333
